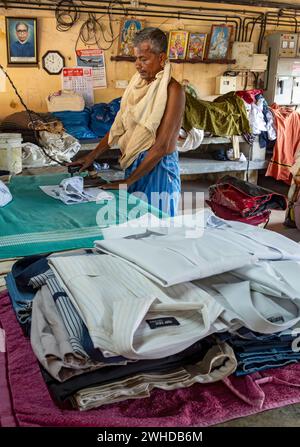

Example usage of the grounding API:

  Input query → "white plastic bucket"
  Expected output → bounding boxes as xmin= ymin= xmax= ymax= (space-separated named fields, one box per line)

xmin=0 ymin=133 xmax=22 ymax=174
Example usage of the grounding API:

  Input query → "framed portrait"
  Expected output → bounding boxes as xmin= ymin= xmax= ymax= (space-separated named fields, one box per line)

xmin=167 ymin=30 xmax=189 ymax=60
xmin=118 ymin=18 xmax=144 ymax=57
xmin=5 ymin=17 xmax=38 ymax=65
xmin=187 ymin=33 xmax=207 ymax=60
xmin=206 ymin=24 xmax=233 ymax=60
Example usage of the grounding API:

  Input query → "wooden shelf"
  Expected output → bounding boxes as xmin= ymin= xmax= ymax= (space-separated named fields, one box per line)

xmin=170 ymin=58 xmax=236 ymax=64
xmin=110 ymin=56 xmax=236 ymax=64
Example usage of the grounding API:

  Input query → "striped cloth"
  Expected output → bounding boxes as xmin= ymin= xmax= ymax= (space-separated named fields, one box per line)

xmin=29 ymin=269 xmax=125 ymax=364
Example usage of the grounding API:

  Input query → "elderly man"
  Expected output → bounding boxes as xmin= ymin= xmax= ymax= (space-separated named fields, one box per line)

xmin=69 ymin=27 xmax=185 ymax=216
xmin=11 ymin=22 xmax=34 ymax=57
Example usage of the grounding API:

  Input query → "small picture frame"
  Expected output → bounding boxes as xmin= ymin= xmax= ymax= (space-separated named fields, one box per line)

xmin=167 ymin=30 xmax=189 ymax=60
xmin=118 ymin=18 xmax=144 ymax=57
xmin=206 ymin=24 xmax=233 ymax=60
xmin=5 ymin=17 xmax=38 ymax=65
xmin=187 ymin=33 xmax=207 ymax=60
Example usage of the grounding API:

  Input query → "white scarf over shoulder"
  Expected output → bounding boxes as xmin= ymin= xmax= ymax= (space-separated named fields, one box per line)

xmin=108 ymin=62 xmax=171 ymax=169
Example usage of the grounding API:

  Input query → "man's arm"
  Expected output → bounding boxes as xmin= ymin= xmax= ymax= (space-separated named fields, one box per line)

xmin=67 ymin=131 xmax=111 ymax=172
xmin=123 ymin=79 xmax=185 ymax=186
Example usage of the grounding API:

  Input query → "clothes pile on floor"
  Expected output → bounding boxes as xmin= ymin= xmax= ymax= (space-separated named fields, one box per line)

xmin=206 ymin=175 xmax=287 ymax=226
xmin=4 ymin=211 xmax=300 ymax=413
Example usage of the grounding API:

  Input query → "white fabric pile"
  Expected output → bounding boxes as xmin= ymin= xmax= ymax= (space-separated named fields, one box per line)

xmin=40 ymin=176 xmax=113 ymax=205
xmin=0 ymin=180 xmax=12 ymax=207
xmin=177 ymin=128 xmax=204 ymax=152
xmin=46 ymin=90 xmax=85 ymax=112
xmin=22 ymin=131 xmax=81 ymax=168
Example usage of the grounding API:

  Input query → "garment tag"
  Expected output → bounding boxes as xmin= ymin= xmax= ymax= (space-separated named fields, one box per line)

xmin=146 ymin=317 xmax=180 ymax=330
xmin=267 ymin=315 xmax=285 ymax=324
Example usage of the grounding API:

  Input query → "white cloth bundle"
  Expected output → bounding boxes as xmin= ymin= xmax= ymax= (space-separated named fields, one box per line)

xmin=0 ymin=180 xmax=12 ymax=207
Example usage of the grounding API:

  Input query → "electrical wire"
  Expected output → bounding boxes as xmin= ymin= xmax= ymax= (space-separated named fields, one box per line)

xmin=55 ymin=0 xmax=80 ymax=32
xmin=0 ymin=63 xmax=67 ymax=166
xmin=74 ymin=2 xmax=126 ymax=56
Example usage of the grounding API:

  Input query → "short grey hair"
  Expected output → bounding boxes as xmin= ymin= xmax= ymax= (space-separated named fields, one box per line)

xmin=133 ymin=27 xmax=167 ymax=54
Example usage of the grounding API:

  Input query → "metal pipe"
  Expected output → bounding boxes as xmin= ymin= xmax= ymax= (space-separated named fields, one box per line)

xmin=0 ymin=2 xmax=240 ymax=39
xmin=183 ymin=0 xmax=300 ymax=12
xmin=0 ymin=0 xmax=265 ymax=16
xmin=242 ymin=14 xmax=263 ymax=41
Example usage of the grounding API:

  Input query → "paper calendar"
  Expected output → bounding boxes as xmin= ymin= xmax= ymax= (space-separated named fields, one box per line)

xmin=62 ymin=67 xmax=94 ymax=106
xmin=76 ymin=49 xmax=107 ymax=89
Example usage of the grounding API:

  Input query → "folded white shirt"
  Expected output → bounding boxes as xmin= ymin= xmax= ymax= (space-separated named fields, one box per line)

xmin=0 ymin=180 xmax=12 ymax=207
xmin=40 ymin=176 xmax=113 ymax=205
xmin=48 ymin=254 xmax=224 ymax=360
xmin=206 ymin=215 xmax=300 ymax=260
xmin=95 ymin=228 xmax=256 ymax=287
xmin=196 ymin=260 xmax=300 ymax=334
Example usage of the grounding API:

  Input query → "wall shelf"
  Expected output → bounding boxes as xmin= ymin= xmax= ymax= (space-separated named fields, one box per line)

xmin=110 ymin=56 xmax=236 ymax=64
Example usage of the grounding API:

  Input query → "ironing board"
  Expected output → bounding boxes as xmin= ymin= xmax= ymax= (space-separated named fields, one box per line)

xmin=0 ymin=174 xmax=161 ymax=258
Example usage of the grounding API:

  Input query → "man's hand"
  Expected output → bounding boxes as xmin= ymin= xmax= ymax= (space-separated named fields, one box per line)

xmin=101 ymin=180 xmax=131 ymax=190
xmin=67 ymin=153 xmax=97 ymax=173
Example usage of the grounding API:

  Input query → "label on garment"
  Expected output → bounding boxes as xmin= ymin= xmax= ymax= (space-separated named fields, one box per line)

xmin=146 ymin=317 xmax=180 ymax=330
xmin=267 ymin=315 xmax=285 ymax=324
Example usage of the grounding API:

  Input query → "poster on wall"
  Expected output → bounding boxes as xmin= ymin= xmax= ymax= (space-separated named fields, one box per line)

xmin=206 ymin=24 xmax=233 ymax=60
xmin=76 ymin=49 xmax=107 ymax=89
xmin=62 ymin=67 xmax=94 ymax=106
xmin=167 ymin=30 xmax=189 ymax=60
xmin=118 ymin=18 xmax=144 ymax=57
xmin=5 ymin=17 xmax=38 ymax=65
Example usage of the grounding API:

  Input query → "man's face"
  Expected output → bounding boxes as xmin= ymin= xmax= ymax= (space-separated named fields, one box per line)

xmin=134 ymin=41 xmax=166 ymax=83
xmin=16 ymin=25 xmax=28 ymax=43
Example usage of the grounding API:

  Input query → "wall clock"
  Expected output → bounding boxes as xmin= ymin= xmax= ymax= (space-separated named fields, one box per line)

xmin=42 ymin=51 xmax=65 ymax=75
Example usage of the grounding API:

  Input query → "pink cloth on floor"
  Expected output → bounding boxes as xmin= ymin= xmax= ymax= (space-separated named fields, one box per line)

xmin=0 ymin=320 xmax=17 ymax=427
xmin=2 ymin=290 xmax=300 ymax=427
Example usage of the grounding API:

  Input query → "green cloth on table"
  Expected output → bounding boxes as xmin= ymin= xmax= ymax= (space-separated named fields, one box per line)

xmin=0 ymin=173 xmax=162 ymax=259
xmin=183 ymin=91 xmax=250 ymax=136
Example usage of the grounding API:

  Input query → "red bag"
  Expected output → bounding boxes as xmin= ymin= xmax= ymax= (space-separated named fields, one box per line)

xmin=206 ymin=175 xmax=287 ymax=226
xmin=206 ymin=200 xmax=271 ymax=226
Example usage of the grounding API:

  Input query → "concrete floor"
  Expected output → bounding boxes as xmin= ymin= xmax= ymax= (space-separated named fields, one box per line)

xmin=180 ymin=174 xmax=300 ymax=427
xmin=18 ymin=167 xmax=300 ymax=426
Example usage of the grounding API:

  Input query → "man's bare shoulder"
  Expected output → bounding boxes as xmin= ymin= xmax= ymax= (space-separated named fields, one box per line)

xmin=168 ymin=77 xmax=185 ymax=98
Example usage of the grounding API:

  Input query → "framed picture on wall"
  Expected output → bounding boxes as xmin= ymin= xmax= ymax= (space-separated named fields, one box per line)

xmin=118 ymin=18 xmax=144 ymax=57
xmin=167 ymin=30 xmax=189 ymax=60
xmin=5 ymin=17 xmax=38 ymax=65
xmin=187 ymin=33 xmax=207 ymax=60
xmin=206 ymin=24 xmax=233 ymax=60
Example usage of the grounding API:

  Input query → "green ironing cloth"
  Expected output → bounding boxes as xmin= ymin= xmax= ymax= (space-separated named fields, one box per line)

xmin=183 ymin=91 xmax=250 ymax=136
xmin=0 ymin=174 xmax=161 ymax=258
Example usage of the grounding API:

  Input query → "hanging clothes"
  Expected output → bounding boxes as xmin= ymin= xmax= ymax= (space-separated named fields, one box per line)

xmin=183 ymin=92 xmax=250 ymax=136
xmin=266 ymin=104 xmax=300 ymax=184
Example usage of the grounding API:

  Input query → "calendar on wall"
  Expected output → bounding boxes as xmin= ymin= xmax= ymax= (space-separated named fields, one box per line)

xmin=62 ymin=67 xmax=94 ymax=106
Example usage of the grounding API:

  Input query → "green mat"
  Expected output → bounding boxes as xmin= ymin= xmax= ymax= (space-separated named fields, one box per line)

xmin=0 ymin=174 xmax=162 ymax=258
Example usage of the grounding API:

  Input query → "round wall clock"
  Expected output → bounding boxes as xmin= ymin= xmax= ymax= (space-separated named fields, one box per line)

xmin=42 ymin=51 xmax=65 ymax=75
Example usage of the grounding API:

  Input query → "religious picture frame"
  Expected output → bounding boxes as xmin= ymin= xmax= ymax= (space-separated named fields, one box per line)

xmin=206 ymin=24 xmax=233 ymax=60
xmin=167 ymin=30 xmax=189 ymax=60
xmin=5 ymin=17 xmax=38 ymax=65
xmin=187 ymin=32 xmax=207 ymax=60
xmin=118 ymin=18 xmax=144 ymax=57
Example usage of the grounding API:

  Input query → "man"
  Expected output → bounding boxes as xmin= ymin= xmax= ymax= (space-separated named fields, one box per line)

xmin=10 ymin=22 xmax=34 ymax=58
xmin=69 ymin=27 xmax=185 ymax=216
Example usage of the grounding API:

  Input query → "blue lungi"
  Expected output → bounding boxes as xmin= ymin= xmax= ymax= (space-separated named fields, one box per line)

xmin=125 ymin=150 xmax=181 ymax=216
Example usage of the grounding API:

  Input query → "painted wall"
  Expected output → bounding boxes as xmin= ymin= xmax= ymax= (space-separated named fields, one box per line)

xmin=0 ymin=3 xmax=297 ymax=120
